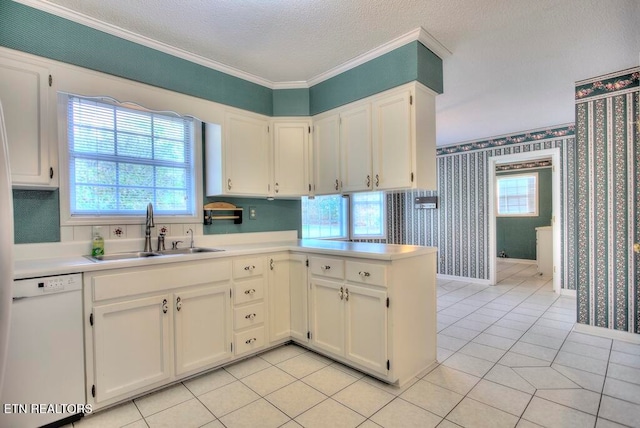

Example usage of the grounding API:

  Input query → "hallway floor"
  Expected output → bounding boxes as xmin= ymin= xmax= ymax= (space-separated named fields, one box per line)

xmin=74 ymin=262 xmax=640 ymax=428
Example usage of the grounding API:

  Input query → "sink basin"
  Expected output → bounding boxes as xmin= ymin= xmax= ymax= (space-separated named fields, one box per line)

xmin=158 ymin=247 xmax=225 ymax=255
xmin=85 ymin=251 xmax=161 ymax=262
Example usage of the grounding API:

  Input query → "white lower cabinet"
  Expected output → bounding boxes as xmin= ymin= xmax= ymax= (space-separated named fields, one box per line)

xmin=232 ymin=257 xmax=267 ymax=356
xmin=309 ymin=278 xmax=346 ymax=356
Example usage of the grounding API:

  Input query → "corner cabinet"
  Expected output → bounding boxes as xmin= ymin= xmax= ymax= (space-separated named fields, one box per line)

xmin=0 ymin=53 xmax=56 ymax=188
xmin=84 ymin=260 xmax=233 ymax=409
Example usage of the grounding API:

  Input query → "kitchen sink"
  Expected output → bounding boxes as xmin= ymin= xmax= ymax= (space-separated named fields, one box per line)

xmin=158 ymin=247 xmax=225 ymax=255
xmin=85 ymin=248 xmax=224 ymax=262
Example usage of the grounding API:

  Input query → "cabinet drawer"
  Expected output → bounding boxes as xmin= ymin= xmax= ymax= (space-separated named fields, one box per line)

xmin=233 ymin=302 xmax=265 ymax=330
xmin=345 ymin=261 xmax=387 ymax=287
xmin=233 ymin=257 xmax=264 ymax=278
xmin=234 ymin=326 xmax=265 ymax=355
xmin=233 ymin=278 xmax=264 ymax=305
xmin=310 ymin=256 xmax=344 ymax=279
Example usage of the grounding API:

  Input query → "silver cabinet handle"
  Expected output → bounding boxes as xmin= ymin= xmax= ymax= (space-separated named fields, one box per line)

xmin=245 ymin=338 xmax=257 ymax=344
xmin=339 ymin=286 xmax=344 ymax=300
xmin=244 ymin=265 xmax=256 ymax=271
xmin=245 ymin=313 xmax=256 ymax=320
xmin=359 ymin=271 xmax=371 ymax=277
xmin=162 ymin=299 xmax=168 ymax=314
xmin=227 ymin=178 xmax=232 ymax=190
xmin=335 ymin=179 xmax=339 ymax=190
xmin=176 ymin=296 xmax=182 ymax=311
xmin=321 ymin=265 xmax=331 ymax=270
xmin=244 ymin=289 xmax=256 ymax=295
xmin=366 ymin=175 xmax=371 ymax=187
xmin=375 ymin=174 xmax=379 ymax=187
xmin=344 ymin=288 xmax=349 ymax=302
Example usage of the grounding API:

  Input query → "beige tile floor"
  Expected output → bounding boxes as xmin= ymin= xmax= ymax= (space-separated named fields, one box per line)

xmin=71 ymin=261 xmax=640 ymax=428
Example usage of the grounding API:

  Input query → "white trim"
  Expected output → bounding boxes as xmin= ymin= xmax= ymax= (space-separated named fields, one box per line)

xmin=498 ymin=258 xmax=536 ymax=265
xmin=573 ymin=323 xmax=640 ymax=344
xmin=560 ymin=289 xmax=576 ymax=297
xmin=437 ymin=274 xmax=491 ymax=286
xmin=489 ymin=148 xmax=562 ymax=294
xmin=14 ymin=1 xmax=450 ymax=90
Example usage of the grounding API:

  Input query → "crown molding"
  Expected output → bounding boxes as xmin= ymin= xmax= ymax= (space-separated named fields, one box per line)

xmin=15 ymin=1 xmax=451 ymax=90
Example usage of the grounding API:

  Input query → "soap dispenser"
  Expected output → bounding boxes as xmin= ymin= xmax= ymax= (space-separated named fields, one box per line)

xmin=91 ymin=227 xmax=105 ymax=257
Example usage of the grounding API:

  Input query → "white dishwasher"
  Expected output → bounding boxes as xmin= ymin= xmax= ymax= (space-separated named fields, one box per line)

xmin=0 ymin=273 xmax=86 ymax=428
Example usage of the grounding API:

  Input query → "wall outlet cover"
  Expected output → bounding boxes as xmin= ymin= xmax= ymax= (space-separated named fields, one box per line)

xmin=249 ymin=206 xmax=257 ymax=220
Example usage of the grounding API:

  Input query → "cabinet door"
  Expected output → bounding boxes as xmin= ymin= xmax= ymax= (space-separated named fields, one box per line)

xmin=224 ymin=112 xmax=269 ymax=196
xmin=273 ymin=121 xmax=310 ymax=197
xmin=267 ymin=254 xmax=291 ymax=343
xmin=174 ymin=284 xmax=232 ymax=376
xmin=309 ymin=277 xmax=344 ymax=356
xmin=344 ymin=284 xmax=388 ymax=375
xmin=93 ymin=295 xmax=171 ymax=402
xmin=312 ymin=114 xmax=341 ymax=195
xmin=372 ymin=90 xmax=413 ymax=190
xmin=289 ymin=254 xmax=309 ymax=343
xmin=0 ymin=56 xmax=53 ymax=187
xmin=340 ymin=104 xmax=372 ymax=193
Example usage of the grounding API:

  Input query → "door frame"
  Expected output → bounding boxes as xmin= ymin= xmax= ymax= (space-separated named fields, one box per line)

xmin=488 ymin=148 xmax=561 ymax=292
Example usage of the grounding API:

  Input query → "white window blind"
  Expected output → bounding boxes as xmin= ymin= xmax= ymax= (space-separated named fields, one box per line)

xmin=497 ymin=173 xmax=538 ymax=216
xmin=67 ymin=96 xmax=196 ymax=217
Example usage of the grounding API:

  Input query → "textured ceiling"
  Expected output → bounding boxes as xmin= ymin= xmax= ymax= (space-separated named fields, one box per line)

xmin=33 ymin=0 xmax=640 ymax=145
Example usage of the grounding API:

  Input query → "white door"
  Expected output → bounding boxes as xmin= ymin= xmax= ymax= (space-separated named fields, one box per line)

xmin=273 ymin=121 xmax=310 ymax=196
xmin=174 ymin=284 xmax=232 ymax=376
xmin=93 ymin=295 xmax=171 ymax=402
xmin=340 ymin=104 xmax=372 ymax=192
xmin=0 ymin=56 xmax=52 ymax=186
xmin=224 ymin=112 xmax=269 ymax=195
xmin=372 ymin=90 xmax=413 ymax=190
xmin=312 ymin=114 xmax=341 ymax=195
xmin=289 ymin=254 xmax=309 ymax=343
xmin=309 ymin=277 xmax=344 ymax=356
xmin=344 ymin=284 xmax=387 ymax=375
xmin=267 ymin=254 xmax=291 ymax=343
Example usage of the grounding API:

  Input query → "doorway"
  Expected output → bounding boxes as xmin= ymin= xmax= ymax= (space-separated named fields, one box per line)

xmin=488 ymin=148 xmax=561 ymax=293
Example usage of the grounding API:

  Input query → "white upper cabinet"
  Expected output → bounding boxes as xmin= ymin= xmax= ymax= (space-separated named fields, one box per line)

xmin=339 ymin=104 xmax=372 ymax=193
xmin=0 ymin=54 xmax=56 ymax=188
xmin=206 ymin=111 xmax=270 ymax=197
xmin=312 ymin=113 xmax=341 ymax=195
xmin=271 ymin=119 xmax=311 ymax=197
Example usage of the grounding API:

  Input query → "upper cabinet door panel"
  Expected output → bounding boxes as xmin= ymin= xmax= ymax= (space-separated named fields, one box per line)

xmin=224 ymin=112 xmax=269 ymax=196
xmin=312 ymin=114 xmax=341 ymax=195
xmin=372 ymin=90 xmax=413 ymax=190
xmin=273 ymin=121 xmax=310 ymax=197
xmin=0 ymin=56 xmax=53 ymax=187
xmin=339 ymin=104 xmax=372 ymax=193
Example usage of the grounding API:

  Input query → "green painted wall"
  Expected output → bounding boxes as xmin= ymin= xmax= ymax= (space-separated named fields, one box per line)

xmin=13 ymin=190 xmax=60 ymax=243
xmin=273 ymin=88 xmax=310 ymax=116
xmin=496 ymin=168 xmax=552 ymax=260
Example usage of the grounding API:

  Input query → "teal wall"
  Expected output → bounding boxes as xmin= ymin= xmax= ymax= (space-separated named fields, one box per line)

xmin=3 ymin=0 xmax=443 ymax=243
xmin=496 ymin=168 xmax=552 ymax=260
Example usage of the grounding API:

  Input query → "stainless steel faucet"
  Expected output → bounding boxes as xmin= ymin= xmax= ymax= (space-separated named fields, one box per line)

xmin=144 ymin=202 xmax=155 ymax=252
xmin=186 ymin=228 xmax=194 ymax=248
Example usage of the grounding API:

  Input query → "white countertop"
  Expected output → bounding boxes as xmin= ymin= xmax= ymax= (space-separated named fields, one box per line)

xmin=13 ymin=237 xmax=437 ymax=279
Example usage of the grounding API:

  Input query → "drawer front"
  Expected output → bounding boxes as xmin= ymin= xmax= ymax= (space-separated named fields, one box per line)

xmin=233 ymin=257 xmax=264 ymax=279
xmin=233 ymin=278 xmax=264 ymax=305
xmin=234 ymin=326 xmax=265 ymax=356
xmin=345 ymin=261 xmax=387 ymax=287
xmin=233 ymin=302 xmax=265 ymax=330
xmin=310 ymin=256 xmax=344 ymax=280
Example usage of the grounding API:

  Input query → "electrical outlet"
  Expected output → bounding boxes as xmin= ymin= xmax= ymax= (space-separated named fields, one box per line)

xmin=249 ymin=206 xmax=257 ymax=220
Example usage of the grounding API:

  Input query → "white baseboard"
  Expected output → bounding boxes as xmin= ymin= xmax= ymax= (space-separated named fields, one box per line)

xmin=560 ymin=289 xmax=576 ymax=297
xmin=437 ymin=274 xmax=491 ymax=285
xmin=497 ymin=258 xmax=536 ymax=264
xmin=573 ymin=323 xmax=640 ymax=344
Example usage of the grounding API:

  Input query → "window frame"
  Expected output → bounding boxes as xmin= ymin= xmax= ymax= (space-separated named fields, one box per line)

xmin=301 ymin=191 xmax=386 ymax=240
xmin=496 ymin=172 xmax=539 ymax=218
xmin=58 ymin=93 xmax=203 ymax=226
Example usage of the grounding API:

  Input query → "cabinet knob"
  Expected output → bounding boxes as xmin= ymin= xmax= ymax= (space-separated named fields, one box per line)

xmin=269 ymin=259 xmax=274 ymax=270
xmin=375 ymin=174 xmax=379 ymax=187
xmin=162 ymin=299 xmax=168 ymax=314
xmin=245 ymin=313 xmax=256 ymax=320
xmin=244 ymin=288 xmax=256 ymax=295
xmin=321 ymin=265 xmax=331 ymax=271
xmin=245 ymin=338 xmax=257 ymax=344
xmin=366 ymin=175 xmax=371 ymax=187
xmin=275 ymin=182 xmax=279 ymax=193
xmin=244 ymin=265 xmax=255 ymax=271
xmin=338 ymin=286 xmax=344 ymax=300
xmin=176 ymin=297 xmax=182 ymax=311
xmin=335 ymin=179 xmax=339 ymax=190
xmin=344 ymin=288 xmax=349 ymax=302
xmin=359 ymin=271 xmax=371 ymax=277
xmin=227 ymin=178 xmax=232 ymax=190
